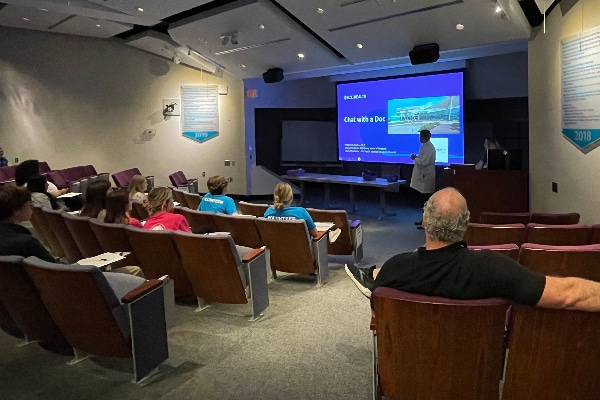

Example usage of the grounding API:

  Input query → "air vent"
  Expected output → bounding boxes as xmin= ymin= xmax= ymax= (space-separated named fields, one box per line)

xmin=214 ymin=38 xmax=291 ymax=56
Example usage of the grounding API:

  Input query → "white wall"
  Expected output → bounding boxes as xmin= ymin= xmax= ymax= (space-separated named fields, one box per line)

xmin=528 ymin=1 xmax=600 ymax=223
xmin=0 ymin=27 xmax=247 ymax=194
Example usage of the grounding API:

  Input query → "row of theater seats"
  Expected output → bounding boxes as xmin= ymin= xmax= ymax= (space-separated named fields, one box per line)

xmin=0 ymin=162 xmax=107 ymax=191
xmin=465 ymin=222 xmax=600 ymax=247
xmin=372 ymin=241 xmax=600 ymax=399
xmin=480 ymin=211 xmax=580 ymax=225
xmin=172 ymin=203 xmax=364 ymax=265
xmin=0 ymin=255 xmax=170 ymax=383
xmin=111 ymin=167 xmax=154 ymax=191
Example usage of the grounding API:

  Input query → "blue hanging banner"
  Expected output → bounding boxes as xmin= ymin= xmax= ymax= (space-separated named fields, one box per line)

xmin=561 ymin=26 xmax=600 ymax=154
xmin=180 ymin=85 xmax=219 ymax=144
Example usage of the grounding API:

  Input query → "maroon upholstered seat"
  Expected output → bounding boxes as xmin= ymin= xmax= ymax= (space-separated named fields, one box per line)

xmin=525 ymin=223 xmax=592 ymax=246
xmin=479 ymin=211 xmax=531 ymax=225
xmin=372 ymin=287 xmax=509 ymax=400
xmin=465 ymin=223 xmax=527 ymax=246
xmin=529 ymin=212 xmax=580 ymax=225
xmin=517 ymin=243 xmax=600 ymax=280
xmin=467 ymin=243 xmax=520 ymax=261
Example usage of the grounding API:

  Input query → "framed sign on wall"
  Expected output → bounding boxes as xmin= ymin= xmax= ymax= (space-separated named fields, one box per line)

xmin=181 ymin=85 xmax=219 ymax=143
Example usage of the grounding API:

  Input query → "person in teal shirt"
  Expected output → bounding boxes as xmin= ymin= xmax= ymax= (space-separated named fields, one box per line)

xmin=263 ymin=182 xmax=317 ymax=237
xmin=199 ymin=175 xmax=238 ymax=215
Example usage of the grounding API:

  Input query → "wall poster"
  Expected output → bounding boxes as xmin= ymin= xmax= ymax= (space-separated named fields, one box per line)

xmin=181 ymin=85 xmax=219 ymax=143
xmin=561 ymin=25 xmax=600 ymax=153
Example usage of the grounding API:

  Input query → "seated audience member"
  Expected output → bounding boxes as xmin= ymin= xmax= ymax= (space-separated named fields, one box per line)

xmin=346 ymin=188 xmax=600 ymax=312
xmin=199 ymin=175 xmax=238 ymax=215
xmin=0 ymin=147 xmax=8 ymax=167
xmin=15 ymin=159 xmax=68 ymax=197
xmin=103 ymin=189 xmax=143 ymax=228
xmin=264 ymin=182 xmax=317 ymax=237
xmin=143 ymin=187 xmax=191 ymax=232
xmin=79 ymin=180 xmax=112 ymax=219
xmin=0 ymin=186 xmax=56 ymax=262
xmin=127 ymin=174 xmax=148 ymax=205
xmin=27 ymin=174 xmax=62 ymax=210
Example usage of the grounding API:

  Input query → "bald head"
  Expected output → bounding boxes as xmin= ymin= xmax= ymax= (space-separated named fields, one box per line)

xmin=422 ymin=188 xmax=470 ymax=244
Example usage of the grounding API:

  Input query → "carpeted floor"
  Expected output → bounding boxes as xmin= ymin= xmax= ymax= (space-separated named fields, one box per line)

xmin=0 ymin=187 xmax=426 ymax=400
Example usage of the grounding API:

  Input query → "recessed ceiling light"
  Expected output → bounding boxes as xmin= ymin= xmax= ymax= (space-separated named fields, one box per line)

xmin=40 ymin=8 xmax=48 ymax=11
xmin=240 ymin=64 xmax=246 ymax=68
xmin=317 ymin=8 xmax=324 ymax=14
xmin=136 ymin=7 xmax=144 ymax=12
xmin=199 ymin=38 xmax=208 ymax=44
xmin=456 ymin=23 xmax=464 ymax=30
xmin=495 ymin=5 xmax=502 ymax=13
xmin=22 ymin=17 xmax=30 ymax=21
xmin=258 ymin=24 xmax=265 ymax=29
xmin=297 ymin=53 xmax=305 ymax=59
xmin=356 ymin=43 xmax=363 ymax=49
xmin=96 ymin=24 xmax=101 ymax=27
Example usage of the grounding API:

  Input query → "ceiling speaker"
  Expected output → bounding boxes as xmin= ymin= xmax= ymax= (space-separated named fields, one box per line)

xmin=262 ymin=68 xmax=284 ymax=83
xmin=409 ymin=43 xmax=440 ymax=65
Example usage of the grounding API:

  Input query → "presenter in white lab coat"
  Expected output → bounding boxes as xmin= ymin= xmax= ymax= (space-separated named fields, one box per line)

xmin=410 ymin=129 xmax=436 ymax=227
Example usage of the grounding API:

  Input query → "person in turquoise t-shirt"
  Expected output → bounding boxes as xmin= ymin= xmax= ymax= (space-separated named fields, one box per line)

xmin=199 ymin=175 xmax=238 ymax=215
xmin=263 ymin=182 xmax=317 ymax=237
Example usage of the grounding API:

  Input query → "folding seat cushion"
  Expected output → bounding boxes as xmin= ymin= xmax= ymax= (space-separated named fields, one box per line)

xmin=45 ymin=170 xmax=68 ymax=189
xmin=530 ymin=212 xmax=580 ymax=225
xmin=525 ymin=223 xmax=592 ymax=246
xmin=38 ymin=162 xmax=51 ymax=174
xmin=82 ymin=165 xmax=97 ymax=177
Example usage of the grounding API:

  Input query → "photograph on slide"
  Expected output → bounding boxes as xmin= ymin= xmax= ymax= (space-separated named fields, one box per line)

xmin=387 ymin=96 xmax=461 ymax=135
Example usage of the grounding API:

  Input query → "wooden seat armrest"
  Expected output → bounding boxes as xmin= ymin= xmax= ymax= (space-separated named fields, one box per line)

xmin=313 ymin=231 xmax=328 ymax=242
xmin=121 ymin=279 xmax=163 ymax=304
xmin=350 ymin=220 xmax=361 ymax=228
xmin=242 ymin=247 xmax=265 ymax=263
xmin=145 ymin=175 xmax=155 ymax=179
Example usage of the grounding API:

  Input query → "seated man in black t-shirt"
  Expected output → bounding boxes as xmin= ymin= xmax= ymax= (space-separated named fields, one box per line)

xmin=346 ymin=187 xmax=600 ymax=311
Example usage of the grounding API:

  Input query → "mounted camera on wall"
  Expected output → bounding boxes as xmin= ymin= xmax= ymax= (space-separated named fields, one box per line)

xmin=162 ymin=98 xmax=181 ymax=119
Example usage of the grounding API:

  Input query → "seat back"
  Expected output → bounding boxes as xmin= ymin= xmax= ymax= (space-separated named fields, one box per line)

xmin=467 ymin=243 xmax=520 ymax=261
xmin=307 ymin=208 xmax=355 ymax=255
xmin=46 ymin=170 xmax=68 ymax=189
xmin=238 ymin=201 xmax=269 ymax=218
xmin=38 ymin=161 xmax=51 ymax=174
xmin=465 ymin=223 xmax=527 ymax=246
xmin=88 ymin=219 xmax=139 ymax=266
xmin=175 ymin=171 xmax=187 ymax=183
xmin=172 ymin=232 xmax=248 ymax=304
xmin=183 ymin=192 xmax=201 ymax=210
xmin=372 ymin=287 xmax=508 ymax=400
xmin=171 ymin=188 xmax=188 ymax=207
xmin=530 ymin=212 xmax=580 ymax=225
xmin=0 ymin=256 xmax=66 ymax=345
xmin=592 ymin=224 xmax=600 ymax=244
xmin=175 ymin=207 xmax=217 ymax=233
xmin=525 ymin=223 xmax=592 ymax=246
xmin=479 ymin=211 xmax=531 ymax=225
xmin=124 ymin=226 xmax=193 ymax=296
xmin=82 ymin=165 xmax=97 ymax=176
xmin=255 ymin=218 xmax=315 ymax=275
xmin=42 ymin=208 xmax=82 ymax=263
xmin=517 ymin=243 xmax=600 ymax=280
xmin=23 ymin=257 xmax=132 ymax=357
xmin=131 ymin=202 xmax=149 ymax=220
xmin=61 ymin=212 xmax=103 ymax=257
xmin=168 ymin=172 xmax=180 ymax=187
xmin=213 ymin=213 xmax=263 ymax=248
xmin=29 ymin=204 xmax=51 ymax=250
xmin=503 ymin=305 xmax=600 ymax=400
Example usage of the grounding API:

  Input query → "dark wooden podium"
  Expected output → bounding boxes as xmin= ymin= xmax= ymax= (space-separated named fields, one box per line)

xmin=443 ymin=166 xmax=528 ymax=222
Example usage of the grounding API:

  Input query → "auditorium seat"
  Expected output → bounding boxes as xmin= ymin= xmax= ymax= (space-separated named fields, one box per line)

xmin=112 ymin=168 xmax=154 ymax=190
xmin=525 ymin=223 xmax=592 ymax=246
xmin=307 ymin=208 xmax=363 ymax=263
xmin=124 ymin=226 xmax=193 ymax=297
xmin=171 ymin=188 xmax=188 ymax=208
xmin=88 ymin=219 xmax=140 ymax=266
xmin=212 ymin=213 xmax=263 ymax=249
xmin=465 ymin=223 xmax=527 ymax=246
xmin=169 ymin=171 xmax=198 ymax=194
xmin=589 ymin=224 xmax=600 ymax=244
xmin=42 ymin=208 xmax=82 ymax=263
xmin=174 ymin=207 xmax=216 ymax=233
xmin=23 ymin=256 xmax=170 ymax=383
xmin=371 ymin=287 xmax=508 ymax=400
xmin=131 ymin=202 xmax=149 ymax=220
xmin=172 ymin=232 xmax=269 ymax=320
xmin=255 ymin=218 xmax=329 ymax=286
xmin=530 ymin=212 xmax=580 ymax=225
xmin=0 ymin=256 xmax=69 ymax=351
xmin=479 ymin=211 xmax=531 ymax=225
xmin=238 ymin=201 xmax=269 ymax=218
xmin=467 ymin=243 xmax=520 ymax=261
xmin=61 ymin=212 xmax=103 ymax=258
xmin=503 ymin=305 xmax=600 ymax=399
xmin=183 ymin=192 xmax=201 ymax=210
xmin=517 ymin=243 xmax=600 ymax=280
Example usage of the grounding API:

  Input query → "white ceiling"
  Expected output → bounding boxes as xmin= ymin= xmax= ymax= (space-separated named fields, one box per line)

xmin=0 ymin=0 xmax=545 ymax=79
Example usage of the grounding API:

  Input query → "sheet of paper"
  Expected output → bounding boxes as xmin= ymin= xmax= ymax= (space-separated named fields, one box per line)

xmin=77 ymin=252 xmax=125 ymax=268
xmin=315 ymin=222 xmax=335 ymax=231
xmin=58 ymin=192 xmax=82 ymax=198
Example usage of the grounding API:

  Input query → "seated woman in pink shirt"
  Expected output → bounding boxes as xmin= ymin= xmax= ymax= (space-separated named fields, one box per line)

xmin=143 ymin=187 xmax=191 ymax=232
xmin=103 ymin=189 xmax=143 ymax=228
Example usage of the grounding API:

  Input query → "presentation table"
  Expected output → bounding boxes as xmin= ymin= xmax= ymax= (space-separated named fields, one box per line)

xmin=281 ymin=173 xmax=406 ymax=220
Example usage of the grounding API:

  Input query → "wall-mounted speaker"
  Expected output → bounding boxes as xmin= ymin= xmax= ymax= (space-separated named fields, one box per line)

xmin=262 ymin=68 xmax=284 ymax=83
xmin=409 ymin=43 xmax=440 ymax=65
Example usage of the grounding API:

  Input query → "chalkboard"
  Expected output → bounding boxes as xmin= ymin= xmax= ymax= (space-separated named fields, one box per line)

xmin=281 ymin=120 xmax=338 ymax=163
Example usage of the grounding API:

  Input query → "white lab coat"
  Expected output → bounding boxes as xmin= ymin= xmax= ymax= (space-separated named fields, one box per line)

xmin=410 ymin=140 xmax=436 ymax=194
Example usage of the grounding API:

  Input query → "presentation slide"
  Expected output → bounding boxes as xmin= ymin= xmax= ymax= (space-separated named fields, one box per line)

xmin=337 ymin=71 xmax=464 ymax=164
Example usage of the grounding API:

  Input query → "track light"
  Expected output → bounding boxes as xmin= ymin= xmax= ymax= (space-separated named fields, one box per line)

xmin=231 ymin=31 xmax=238 ymax=45
xmin=220 ymin=35 xmax=229 ymax=46
xmin=220 ymin=31 xmax=239 ymax=46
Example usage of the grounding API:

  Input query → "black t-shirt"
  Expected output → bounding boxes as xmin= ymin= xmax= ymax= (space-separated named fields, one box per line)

xmin=373 ymin=242 xmax=546 ymax=306
xmin=0 ymin=222 xmax=56 ymax=263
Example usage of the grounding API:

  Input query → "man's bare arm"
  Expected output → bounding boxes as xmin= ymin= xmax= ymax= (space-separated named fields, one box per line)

xmin=537 ymin=276 xmax=600 ymax=311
